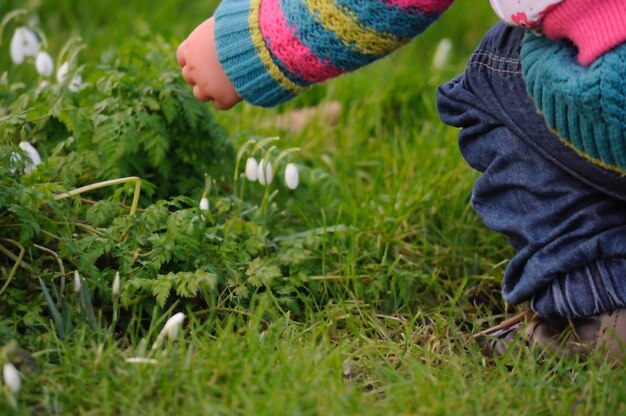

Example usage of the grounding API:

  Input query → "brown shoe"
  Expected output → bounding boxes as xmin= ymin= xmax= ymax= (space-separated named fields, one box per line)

xmin=474 ymin=309 xmax=626 ymax=363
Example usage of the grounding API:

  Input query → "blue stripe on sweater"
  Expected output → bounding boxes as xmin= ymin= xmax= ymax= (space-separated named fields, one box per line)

xmin=279 ymin=0 xmax=379 ymax=71
xmin=334 ymin=0 xmax=441 ymax=40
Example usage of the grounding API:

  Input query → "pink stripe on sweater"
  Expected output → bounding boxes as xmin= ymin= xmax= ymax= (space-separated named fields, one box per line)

xmin=384 ymin=0 xmax=453 ymax=14
xmin=259 ymin=0 xmax=344 ymax=83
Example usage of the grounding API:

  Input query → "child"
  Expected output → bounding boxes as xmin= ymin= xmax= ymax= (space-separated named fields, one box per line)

xmin=177 ymin=0 xmax=626 ymax=361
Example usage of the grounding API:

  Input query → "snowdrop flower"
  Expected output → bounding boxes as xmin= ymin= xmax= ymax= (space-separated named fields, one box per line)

xmin=161 ymin=312 xmax=185 ymax=339
xmin=432 ymin=38 xmax=452 ymax=70
xmin=284 ymin=163 xmax=299 ymax=190
xmin=245 ymin=157 xmax=258 ymax=181
xmin=19 ymin=141 xmax=42 ymax=174
xmin=10 ymin=31 xmax=25 ymax=64
xmin=199 ymin=196 xmax=209 ymax=211
xmin=10 ymin=27 xmax=39 ymax=64
xmin=68 ymin=75 xmax=82 ymax=92
xmin=152 ymin=312 xmax=185 ymax=349
xmin=73 ymin=270 xmax=81 ymax=293
xmin=35 ymin=51 xmax=54 ymax=77
xmin=112 ymin=271 xmax=121 ymax=297
xmin=257 ymin=160 xmax=273 ymax=185
xmin=21 ymin=28 xmax=39 ymax=57
xmin=3 ymin=363 xmax=20 ymax=394
xmin=56 ymin=61 xmax=69 ymax=83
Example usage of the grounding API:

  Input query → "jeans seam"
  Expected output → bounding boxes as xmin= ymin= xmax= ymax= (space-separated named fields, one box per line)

xmin=468 ymin=61 xmax=523 ymax=75
xmin=471 ymin=51 xmax=522 ymax=64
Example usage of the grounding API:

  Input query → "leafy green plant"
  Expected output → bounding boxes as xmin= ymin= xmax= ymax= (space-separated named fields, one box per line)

xmin=1 ymin=16 xmax=232 ymax=199
xmin=0 ymin=156 xmax=330 ymax=341
xmin=0 ymin=11 xmax=328 ymax=341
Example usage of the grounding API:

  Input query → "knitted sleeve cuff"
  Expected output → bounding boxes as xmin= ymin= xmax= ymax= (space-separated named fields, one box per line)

xmin=214 ymin=0 xmax=305 ymax=107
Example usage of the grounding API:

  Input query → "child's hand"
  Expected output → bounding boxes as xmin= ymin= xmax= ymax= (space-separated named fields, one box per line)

xmin=176 ymin=17 xmax=242 ymax=110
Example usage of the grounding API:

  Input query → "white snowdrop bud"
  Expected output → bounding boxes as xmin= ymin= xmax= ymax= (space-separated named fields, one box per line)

xmin=10 ymin=27 xmax=39 ymax=64
xmin=21 ymin=27 xmax=39 ymax=58
xmin=73 ymin=270 xmax=81 ymax=293
xmin=432 ymin=38 xmax=452 ymax=70
xmin=19 ymin=141 xmax=42 ymax=174
xmin=3 ymin=363 xmax=20 ymax=394
xmin=284 ymin=163 xmax=299 ymax=190
xmin=68 ymin=75 xmax=82 ymax=92
xmin=257 ymin=160 xmax=273 ymax=185
xmin=199 ymin=196 xmax=209 ymax=211
xmin=112 ymin=271 xmax=121 ymax=297
xmin=10 ymin=29 xmax=26 ymax=64
xmin=56 ymin=61 xmax=69 ymax=83
xmin=35 ymin=51 xmax=54 ymax=77
xmin=161 ymin=312 xmax=185 ymax=340
xmin=245 ymin=157 xmax=258 ymax=181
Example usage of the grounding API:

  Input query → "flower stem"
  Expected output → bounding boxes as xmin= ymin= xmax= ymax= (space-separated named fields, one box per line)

xmin=0 ymin=9 xmax=28 ymax=46
xmin=0 ymin=239 xmax=25 ymax=297
xmin=233 ymin=140 xmax=255 ymax=185
xmin=33 ymin=244 xmax=67 ymax=303
xmin=54 ymin=176 xmax=142 ymax=215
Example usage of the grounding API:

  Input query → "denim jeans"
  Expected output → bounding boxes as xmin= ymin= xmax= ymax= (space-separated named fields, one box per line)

xmin=436 ymin=23 xmax=626 ymax=318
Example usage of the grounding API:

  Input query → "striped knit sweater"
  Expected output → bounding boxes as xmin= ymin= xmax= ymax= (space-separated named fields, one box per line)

xmin=214 ymin=0 xmax=454 ymax=107
xmin=213 ymin=0 xmax=626 ymax=107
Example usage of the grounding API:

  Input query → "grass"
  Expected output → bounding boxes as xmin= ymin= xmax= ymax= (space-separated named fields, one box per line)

xmin=3 ymin=1 xmax=626 ymax=415
xmin=7 ymin=302 xmax=626 ymax=414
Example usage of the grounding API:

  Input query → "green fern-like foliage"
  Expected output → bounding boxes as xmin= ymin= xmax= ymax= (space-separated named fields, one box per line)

xmin=1 ymin=36 xmax=233 ymax=199
xmin=0 ymin=35 xmax=326 ymax=339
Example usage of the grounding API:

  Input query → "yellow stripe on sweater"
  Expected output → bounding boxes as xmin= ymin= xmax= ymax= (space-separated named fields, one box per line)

xmin=249 ymin=0 xmax=307 ymax=94
xmin=304 ymin=0 xmax=405 ymax=56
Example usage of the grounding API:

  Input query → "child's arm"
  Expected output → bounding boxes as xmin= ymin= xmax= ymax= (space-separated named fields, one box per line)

xmin=177 ymin=0 xmax=454 ymax=108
